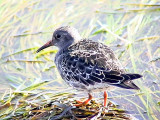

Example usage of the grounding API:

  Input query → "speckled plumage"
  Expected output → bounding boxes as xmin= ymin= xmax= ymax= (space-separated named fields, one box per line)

xmin=37 ymin=26 xmax=142 ymax=94
xmin=55 ymin=38 xmax=141 ymax=93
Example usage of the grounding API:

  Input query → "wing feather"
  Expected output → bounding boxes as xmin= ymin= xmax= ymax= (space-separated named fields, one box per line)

xmin=58 ymin=39 xmax=142 ymax=89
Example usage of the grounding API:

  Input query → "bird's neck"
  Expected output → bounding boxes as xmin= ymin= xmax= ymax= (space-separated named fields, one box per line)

xmin=60 ymin=41 xmax=73 ymax=50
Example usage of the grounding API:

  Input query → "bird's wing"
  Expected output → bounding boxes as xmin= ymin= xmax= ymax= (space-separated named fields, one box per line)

xmin=62 ymin=39 xmax=142 ymax=89
xmin=61 ymin=39 xmax=127 ymax=86
xmin=64 ymin=52 xmax=141 ymax=89
xmin=68 ymin=39 xmax=124 ymax=73
xmin=63 ymin=54 xmax=122 ymax=85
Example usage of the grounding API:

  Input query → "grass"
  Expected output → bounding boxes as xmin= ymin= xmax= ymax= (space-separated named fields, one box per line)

xmin=0 ymin=0 xmax=160 ymax=119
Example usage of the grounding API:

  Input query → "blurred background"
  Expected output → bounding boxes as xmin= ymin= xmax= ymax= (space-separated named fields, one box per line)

xmin=0 ymin=0 xmax=160 ymax=119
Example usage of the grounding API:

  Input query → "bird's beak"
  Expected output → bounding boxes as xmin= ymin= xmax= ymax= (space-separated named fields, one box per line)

xmin=37 ymin=40 xmax=53 ymax=53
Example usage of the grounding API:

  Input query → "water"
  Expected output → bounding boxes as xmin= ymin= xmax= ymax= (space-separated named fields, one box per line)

xmin=0 ymin=0 xmax=160 ymax=119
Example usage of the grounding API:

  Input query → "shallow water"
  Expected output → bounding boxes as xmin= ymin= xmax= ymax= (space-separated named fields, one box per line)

xmin=0 ymin=0 xmax=160 ymax=119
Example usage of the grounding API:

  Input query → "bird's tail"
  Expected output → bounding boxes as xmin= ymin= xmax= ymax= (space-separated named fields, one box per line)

xmin=117 ymin=73 xmax=142 ymax=90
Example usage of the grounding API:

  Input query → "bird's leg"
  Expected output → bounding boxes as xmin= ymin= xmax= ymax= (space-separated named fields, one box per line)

xmin=104 ymin=91 xmax=108 ymax=107
xmin=75 ymin=100 xmax=83 ymax=104
xmin=75 ymin=93 xmax=93 ymax=107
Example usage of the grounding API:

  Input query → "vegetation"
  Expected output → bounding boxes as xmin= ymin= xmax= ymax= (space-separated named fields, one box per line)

xmin=0 ymin=0 xmax=159 ymax=119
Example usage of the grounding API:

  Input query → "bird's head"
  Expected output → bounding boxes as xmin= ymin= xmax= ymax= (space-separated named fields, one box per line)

xmin=37 ymin=26 xmax=81 ymax=53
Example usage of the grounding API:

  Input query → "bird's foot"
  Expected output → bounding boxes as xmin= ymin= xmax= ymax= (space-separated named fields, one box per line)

xmin=75 ymin=100 xmax=83 ymax=104
xmin=74 ymin=100 xmax=89 ymax=107
xmin=74 ymin=93 xmax=93 ymax=107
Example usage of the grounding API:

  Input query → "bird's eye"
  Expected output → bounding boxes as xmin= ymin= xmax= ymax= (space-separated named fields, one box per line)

xmin=55 ymin=34 xmax=61 ymax=39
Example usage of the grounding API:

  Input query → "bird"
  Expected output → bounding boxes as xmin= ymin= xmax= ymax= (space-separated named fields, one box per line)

xmin=37 ymin=26 xmax=142 ymax=107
